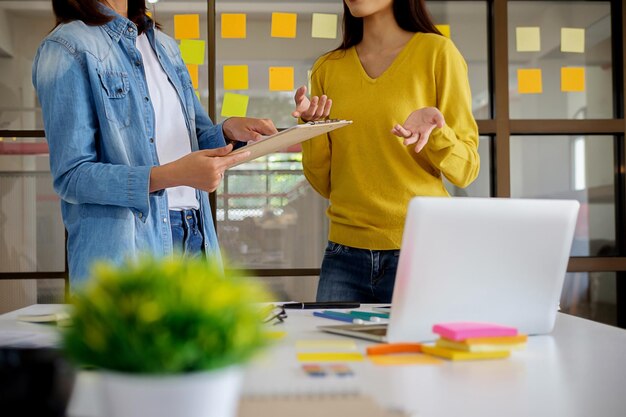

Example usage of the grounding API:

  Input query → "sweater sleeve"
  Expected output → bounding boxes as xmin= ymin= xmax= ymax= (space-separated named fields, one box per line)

xmin=301 ymin=60 xmax=331 ymax=199
xmin=423 ymin=39 xmax=480 ymax=188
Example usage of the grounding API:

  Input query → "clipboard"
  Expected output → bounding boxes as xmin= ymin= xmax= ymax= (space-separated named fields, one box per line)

xmin=229 ymin=119 xmax=352 ymax=167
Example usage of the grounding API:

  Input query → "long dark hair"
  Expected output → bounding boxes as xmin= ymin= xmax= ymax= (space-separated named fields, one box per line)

xmin=338 ymin=0 xmax=441 ymax=50
xmin=52 ymin=0 xmax=156 ymax=33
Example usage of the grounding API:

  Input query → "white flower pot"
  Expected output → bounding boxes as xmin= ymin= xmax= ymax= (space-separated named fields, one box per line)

xmin=100 ymin=366 xmax=243 ymax=417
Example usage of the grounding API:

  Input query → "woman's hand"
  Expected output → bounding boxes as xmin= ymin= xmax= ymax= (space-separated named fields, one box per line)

xmin=223 ymin=117 xmax=278 ymax=143
xmin=150 ymin=144 xmax=250 ymax=193
xmin=291 ymin=85 xmax=332 ymax=122
xmin=392 ymin=107 xmax=445 ymax=153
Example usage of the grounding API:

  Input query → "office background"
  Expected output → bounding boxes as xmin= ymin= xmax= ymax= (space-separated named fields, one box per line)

xmin=0 ymin=0 xmax=624 ymax=329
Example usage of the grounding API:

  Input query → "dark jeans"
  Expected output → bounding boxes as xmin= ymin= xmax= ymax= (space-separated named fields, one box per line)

xmin=316 ymin=241 xmax=399 ymax=303
xmin=169 ymin=209 xmax=204 ymax=258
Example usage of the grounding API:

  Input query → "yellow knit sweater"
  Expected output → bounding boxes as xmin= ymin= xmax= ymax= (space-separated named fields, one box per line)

xmin=302 ymin=32 xmax=479 ymax=250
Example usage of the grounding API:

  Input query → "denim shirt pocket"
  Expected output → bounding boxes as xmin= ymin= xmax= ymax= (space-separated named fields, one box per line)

xmin=97 ymin=69 xmax=131 ymax=128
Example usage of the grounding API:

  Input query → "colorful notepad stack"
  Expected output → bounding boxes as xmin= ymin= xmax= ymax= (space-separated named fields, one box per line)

xmin=421 ymin=322 xmax=527 ymax=361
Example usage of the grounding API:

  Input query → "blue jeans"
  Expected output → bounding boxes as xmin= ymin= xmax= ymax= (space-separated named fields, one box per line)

xmin=169 ymin=209 xmax=204 ymax=258
xmin=316 ymin=241 xmax=399 ymax=303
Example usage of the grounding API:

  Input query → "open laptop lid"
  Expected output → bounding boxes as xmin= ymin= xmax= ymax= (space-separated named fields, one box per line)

xmin=386 ymin=197 xmax=579 ymax=342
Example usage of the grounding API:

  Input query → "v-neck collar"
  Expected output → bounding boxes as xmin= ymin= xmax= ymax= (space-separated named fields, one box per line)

xmin=351 ymin=32 xmax=421 ymax=83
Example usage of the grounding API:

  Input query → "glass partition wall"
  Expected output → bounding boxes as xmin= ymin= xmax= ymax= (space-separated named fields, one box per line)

xmin=0 ymin=0 xmax=624 ymax=327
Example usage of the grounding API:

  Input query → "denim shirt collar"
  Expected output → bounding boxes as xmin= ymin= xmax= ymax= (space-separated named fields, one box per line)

xmin=98 ymin=3 xmax=154 ymax=42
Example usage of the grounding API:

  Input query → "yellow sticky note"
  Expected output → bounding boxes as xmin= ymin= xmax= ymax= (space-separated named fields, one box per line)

xmin=561 ymin=28 xmax=585 ymax=53
xmin=186 ymin=64 xmax=199 ymax=89
xmin=296 ymin=352 xmax=364 ymax=362
xmin=174 ymin=14 xmax=200 ymax=40
xmin=296 ymin=339 xmax=357 ymax=351
xmin=369 ymin=354 xmax=443 ymax=366
xmin=271 ymin=13 xmax=297 ymax=38
xmin=516 ymin=27 xmax=540 ymax=52
xmin=146 ymin=10 xmax=152 ymax=18
xmin=179 ymin=39 xmax=205 ymax=65
xmin=194 ymin=90 xmax=200 ymax=101
xmin=422 ymin=345 xmax=510 ymax=361
xmin=223 ymin=65 xmax=249 ymax=90
xmin=517 ymin=68 xmax=542 ymax=94
xmin=221 ymin=93 xmax=249 ymax=117
xmin=561 ymin=67 xmax=585 ymax=92
xmin=221 ymin=14 xmax=246 ymax=39
xmin=311 ymin=13 xmax=337 ymax=39
xmin=269 ymin=67 xmax=294 ymax=91
xmin=435 ymin=24 xmax=450 ymax=39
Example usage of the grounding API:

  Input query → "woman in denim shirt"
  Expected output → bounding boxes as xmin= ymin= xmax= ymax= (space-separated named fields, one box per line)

xmin=32 ymin=0 xmax=280 ymax=288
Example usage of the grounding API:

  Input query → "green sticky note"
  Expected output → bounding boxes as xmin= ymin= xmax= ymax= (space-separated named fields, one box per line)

xmin=311 ymin=13 xmax=337 ymax=39
xmin=221 ymin=93 xmax=249 ymax=117
xmin=561 ymin=28 xmax=585 ymax=53
xmin=516 ymin=27 xmax=541 ymax=52
xmin=179 ymin=39 xmax=205 ymax=65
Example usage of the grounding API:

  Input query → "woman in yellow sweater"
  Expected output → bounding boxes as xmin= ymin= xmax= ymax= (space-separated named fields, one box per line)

xmin=292 ymin=0 xmax=480 ymax=302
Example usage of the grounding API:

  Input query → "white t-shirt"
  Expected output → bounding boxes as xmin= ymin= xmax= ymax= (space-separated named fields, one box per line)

xmin=136 ymin=33 xmax=198 ymax=210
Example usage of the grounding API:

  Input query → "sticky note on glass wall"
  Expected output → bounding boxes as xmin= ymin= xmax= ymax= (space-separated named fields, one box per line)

xmin=272 ymin=13 xmax=297 ymax=38
xmin=174 ymin=14 xmax=200 ymax=40
xmin=561 ymin=28 xmax=585 ymax=53
xmin=179 ymin=39 xmax=205 ymax=65
xmin=186 ymin=64 xmax=199 ymax=89
xmin=223 ymin=65 xmax=249 ymax=90
xmin=517 ymin=68 xmax=542 ymax=94
xmin=269 ymin=67 xmax=294 ymax=91
xmin=561 ymin=67 xmax=585 ymax=92
xmin=221 ymin=14 xmax=246 ymax=39
xmin=195 ymin=91 xmax=200 ymax=101
xmin=516 ymin=27 xmax=540 ymax=52
xmin=311 ymin=13 xmax=337 ymax=39
xmin=221 ymin=93 xmax=249 ymax=117
xmin=435 ymin=24 xmax=450 ymax=39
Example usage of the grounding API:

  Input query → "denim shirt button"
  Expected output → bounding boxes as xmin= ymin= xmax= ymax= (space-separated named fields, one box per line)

xmin=149 ymin=138 xmax=154 ymax=143
xmin=163 ymin=217 xmax=168 ymax=223
xmin=144 ymin=96 xmax=150 ymax=102
xmin=138 ymin=212 xmax=143 ymax=218
xmin=135 ymin=61 xmax=141 ymax=67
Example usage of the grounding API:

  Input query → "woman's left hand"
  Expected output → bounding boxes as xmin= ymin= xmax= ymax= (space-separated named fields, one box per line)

xmin=392 ymin=107 xmax=445 ymax=153
xmin=223 ymin=117 xmax=278 ymax=143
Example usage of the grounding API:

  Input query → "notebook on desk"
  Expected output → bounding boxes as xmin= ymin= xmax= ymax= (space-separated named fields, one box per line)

xmin=319 ymin=197 xmax=580 ymax=342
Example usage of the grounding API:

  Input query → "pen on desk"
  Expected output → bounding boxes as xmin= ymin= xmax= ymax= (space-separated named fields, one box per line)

xmin=313 ymin=311 xmax=364 ymax=324
xmin=281 ymin=302 xmax=361 ymax=310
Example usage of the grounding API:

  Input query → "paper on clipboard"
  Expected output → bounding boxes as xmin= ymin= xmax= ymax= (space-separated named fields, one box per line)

xmin=229 ymin=119 xmax=352 ymax=167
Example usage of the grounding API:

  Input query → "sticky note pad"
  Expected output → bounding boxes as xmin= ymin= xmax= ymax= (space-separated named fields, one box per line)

xmin=179 ymin=39 xmax=205 ymax=65
xmin=458 ymin=334 xmax=528 ymax=345
xmin=561 ymin=27 xmax=585 ymax=53
xmin=223 ymin=65 xmax=249 ymax=90
xmin=221 ymin=14 xmax=246 ymax=39
xmin=221 ymin=93 xmax=249 ymax=117
xmin=269 ymin=67 xmax=294 ymax=91
xmin=436 ymin=338 xmax=527 ymax=353
xmin=369 ymin=354 xmax=442 ymax=366
xmin=516 ymin=27 xmax=540 ymax=52
xmin=422 ymin=345 xmax=510 ymax=361
xmin=297 ymin=352 xmax=364 ymax=362
xmin=272 ymin=13 xmax=297 ymax=38
xmin=186 ymin=64 xmax=199 ymax=89
xmin=174 ymin=14 xmax=200 ymax=40
xmin=517 ymin=68 xmax=543 ymax=94
xmin=311 ymin=13 xmax=338 ymax=39
xmin=432 ymin=322 xmax=518 ymax=341
xmin=561 ymin=67 xmax=585 ymax=92
xmin=435 ymin=24 xmax=451 ymax=39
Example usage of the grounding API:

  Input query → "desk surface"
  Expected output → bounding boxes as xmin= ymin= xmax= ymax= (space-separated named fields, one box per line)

xmin=2 ymin=305 xmax=625 ymax=417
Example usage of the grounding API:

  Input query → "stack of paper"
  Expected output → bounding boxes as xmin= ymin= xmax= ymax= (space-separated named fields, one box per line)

xmin=422 ymin=322 xmax=527 ymax=361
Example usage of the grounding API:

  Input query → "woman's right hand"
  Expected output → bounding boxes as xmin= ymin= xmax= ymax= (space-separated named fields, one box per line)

xmin=291 ymin=85 xmax=332 ymax=122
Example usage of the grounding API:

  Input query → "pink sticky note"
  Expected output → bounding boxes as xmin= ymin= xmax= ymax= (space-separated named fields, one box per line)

xmin=432 ymin=322 xmax=518 ymax=341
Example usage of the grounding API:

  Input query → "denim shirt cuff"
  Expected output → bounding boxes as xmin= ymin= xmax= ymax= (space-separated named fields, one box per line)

xmin=128 ymin=165 xmax=153 ymax=221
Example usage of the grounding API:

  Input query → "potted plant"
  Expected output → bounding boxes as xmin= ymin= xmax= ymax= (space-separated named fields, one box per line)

xmin=62 ymin=256 xmax=272 ymax=417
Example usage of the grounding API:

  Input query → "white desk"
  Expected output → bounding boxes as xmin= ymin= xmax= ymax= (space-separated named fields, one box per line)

xmin=2 ymin=305 xmax=626 ymax=417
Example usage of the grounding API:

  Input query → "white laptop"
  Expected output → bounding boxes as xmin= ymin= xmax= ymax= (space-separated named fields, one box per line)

xmin=319 ymin=197 xmax=580 ymax=342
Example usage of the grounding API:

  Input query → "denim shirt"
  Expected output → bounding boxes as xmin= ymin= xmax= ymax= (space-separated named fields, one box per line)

xmin=32 ymin=14 xmax=225 ymax=287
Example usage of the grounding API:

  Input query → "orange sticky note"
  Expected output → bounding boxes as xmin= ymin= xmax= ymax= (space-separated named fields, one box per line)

xmin=561 ymin=67 xmax=585 ymax=92
xmin=369 ymin=354 xmax=442 ymax=366
xmin=146 ymin=10 xmax=152 ymax=18
xmin=435 ymin=24 xmax=451 ymax=39
xmin=179 ymin=39 xmax=205 ymax=65
xmin=186 ymin=64 xmax=199 ymax=89
xmin=311 ymin=13 xmax=337 ymax=39
xmin=271 ymin=13 xmax=297 ymax=38
xmin=223 ymin=65 xmax=249 ymax=90
xmin=517 ymin=68 xmax=542 ymax=94
xmin=269 ymin=67 xmax=294 ymax=91
xmin=221 ymin=14 xmax=246 ymax=39
xmin=174 ymin=14 xmax=200 ymax=40
xmin=561 ymin=27 xmax=585 ymax=53
xmin=221 ymin=93 xmax=249 ymax=117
